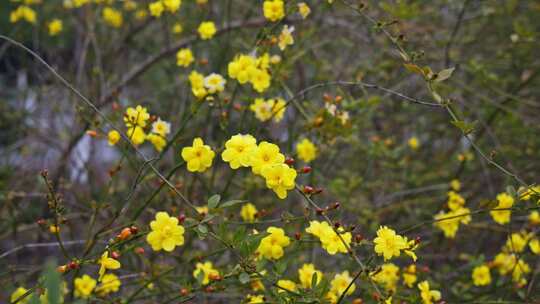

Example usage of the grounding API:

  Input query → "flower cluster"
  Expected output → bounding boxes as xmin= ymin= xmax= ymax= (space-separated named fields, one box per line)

xmin=228 ymin=53 xmax=273 ymax=93
xmin=434 ymin=190 xmax=471 ymax=238
xmin=373 ymin=226 xmax=416 ymax=261
xmin=256 ymin=227 xmax=291 ymax=260
xmin=306 ymin=220 xmax=352 ymax=255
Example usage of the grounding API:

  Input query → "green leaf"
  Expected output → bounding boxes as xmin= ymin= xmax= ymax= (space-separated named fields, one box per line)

xmin=311 ymin=272 xmax=319 ymax=289
xmin=239 ymin=272 xmax=251 ymax=284
xmin=208 ymin=194 xmax=221 ymax=209
xmin=44 ymin=260 xmax=61 ymax=304
xmin=219 ymin=200 xmax=245 ymax=209
xmin=451 ymin=120 xmax=477 ymax=135
xmin=435 ymin=67 xmax=455 ymax=82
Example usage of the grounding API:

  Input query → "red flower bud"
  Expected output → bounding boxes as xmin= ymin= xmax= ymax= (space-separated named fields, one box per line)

xmin=180 ymin=288 xmax=189 ymax=296
xmin=111 ymin=251 xmax=121 ymax=259
xmin=177 ymin=213 xmax=186 ymax=224
xmin=303 ymin=185 xmax=314 ymax=194
xmin=301 ymin=166 xmax=312 ymax=174
xmin=285 ymin=157 xmax=295 ymax=166
xmin=130 ymin=226 xmax=139 ymax=234
xmin=135 ymin=247 xmax=145 ymax=254
xmin=294 ymin=232 xmax=301 ymax=240
xmin=68 ymin=261 xmax=79 ymax=269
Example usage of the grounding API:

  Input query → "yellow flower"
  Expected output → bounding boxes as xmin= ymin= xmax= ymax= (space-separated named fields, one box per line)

xmin=434 ymin=207 xmax=470 ymax=238
xmin=320 ymin=227 xmax=352 ymax=255
xmin=511 ymin=259 xmax=530 ymax=285
xmin=149 ymin=1 xmax=164 ymax=17
xmin=176 ymin=48 xmax=194 ymax=67
xmin=146 ymin=211 xmax=185 ymax=252
xmin=203 ymin=73 xmax=226 ymax=94
xmin=305 ymin=220 xmax=332 ymax=238
xmin=298 ymin=263 xmax=322 ymax=289
xmin=504 ymin=232 xmax=529 ymax=253
xmin=10 ymin=6 xmax=36 ymax=24
xmin=276 ymin=279 xmax=296 ymax=293
xmin=172 ymin=22 xmax=183 ymax=34
xmin=371 ymin=263 xmax=399 ymax=292
xmin=47 ymin=19 xmax=63 ymax=36
xmin=402 ymin=264 xmax=417 ymax=288
xmin=257 ymin=226 xmax=290 ymax=260
xmin=373 ymin=226 xmax=408 ymax=261
xmin=450 ymin=179 xmax=461 ymax=191
xmin=417 ymin=281 xmax=441 ymax=304
xmin=96 ymin=273 xmax=121 ymax=296
xmin=103 ymin=7 xmax=123 ymax=28
xmin=196 ymin=206 xmax=209 ymax=216
xmin=263 ymin=0 xmax=285 ymax=22
xmin=250 ymin=141 xmax=285 ymax=175
xmin=493 ymin=252 xmax=516 ymax=275
xmin=124 ymin=105 xmax=150 ymax=128
xmin=261 ymin=163 xmax=297 ymax=199
xmin=188 ymin=70 xmax=208 ymax=99
xmin=10 ymin=287 xmax=29 ymax=304
xmin=250 ymin=98 xmax=286 ymax=122
xmin=126 ymin=126 xmax=146 ymax=146
xmin=181 ymin=137 xmax=215 ymax=172
xmin=472 ymin=265 xmax=491 ymax=286
xmin=107 ymin=130 xmax=120 ymax=146
xmin=240 ymin=203 xmax=257 ymax=222
xmin=296 ymin=138 xmax=317 ymax=163
xmin=98 ymin=251 xmax=121 ymax=280
xmin=198 ymin=21 xmax=217 ymax=40
xmin=529 ymin=238 xmax=540 ymax=254
xmin=151 ymin=118 xmax=171 ymax=137
xmin=278 ymin=25 xmax=294 ymax=51
xmin=329 ymin=271 xmax=355 ymax=299
xmin=447 ymin=191 xmax=465 ymax=211
xmin=162 ymin=0 xmax=181 ymax=13
xmin=298 ymin=2 xmax=311 ymax=19
xmin=193 ymin=261 xmax=219 ymax=285
xmin=529 ymin=211 xmax=540 ymax=225
xmin=408 ymin=136 xmax=419 ymax=150
xmin=246 ymin=294 xmax=265 ymax=303
xmin=490 ymin=192 xmax=514 ymax=225
xmin=249 ymin=68 xmax=271 ymax=93
xmin=228 ymin=54 xmax=257 ymax=84
xmin=49 ymin=224 xmax=59 ymax=233
xmin=74 ymin=275 xmax=97 ymax=299
xmin=222 ymin=134 xmax=257 ymax=169
xmin=147 ymin=133 xmax=167 ymax=152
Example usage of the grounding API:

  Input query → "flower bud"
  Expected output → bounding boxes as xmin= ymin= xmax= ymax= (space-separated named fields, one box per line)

xmin=301 ymin=166 xmax=312 ymax=174
xmin=285 ymin=157 xmax=295 ymax=166
xmin=111 ymin=251 xmax=121 ymax=259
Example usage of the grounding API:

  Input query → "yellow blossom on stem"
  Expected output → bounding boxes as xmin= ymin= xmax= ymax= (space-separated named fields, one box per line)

xmin=162 ymin=0 xmax=182 ymax=13
xmin=176 ymin=48 xmax=194 ymax=67
xmin=149 ymin=1 xmax=164 ymax=17
xmin=249 ymin=68 xmax=272 ymax=93
xmin=250 ymin=141 xmax=285 ymax=175
xmin=240 ymin=203 xmax=258 ymax=222
xmin=228 ymin=54 xmax=257 ymax=84
xmin=10 ymin=287 xmax=29 ymax=304
xmin=96 ymin=273 xmax=121 ymax=296
xmin=146 ymin=211 xmax=185 ymax=252
xmin=181 ymin=138 xmax=215 ymax=172
xmin=203 ymin=73 xmax=226 ymax=94
xmin=103 ymin=7 xmax=123 ymax=28
xmin=490 ymin=192 xmax=514 ymax=224
xmin=257 ymin=226 xmax=290 ymax=260
xmin=126 ymin=126 xmax=146 ymax=146
xmin=296 ymin=138 xmax=318 ymax=163
xmin=263 ymin=0 xmax=285 ymax=22
xmin=298 ymin=263 xmax=322 ymax=288
xmin=298 ymin=2 xmax=311 ymax=19
xmin=373 ymin=226 xmax=408 ymax=261
xmin=188 ymin=70 xmax=208 ymax=99
xmin=408 ymin=136 xmax=420 ymax=150
xmin=107 ymin=130 xmax=120 ymax=146
xmin=250 ymin=98 xmax=286 ymax=122
xmin=222 ymin=134 xmax=257 ymax=169
xmin=261 ymin=163 xmax=297 ymax=199
xmin=472 ymin=264 xmax=491 ymax=286
xmin=403 ymin=264 xmax=417 ymax=288
xmin=276 ymin=279 xmax=296 ymax=293
xmin=278 ymin=25 xmax=295 ymax=51
xmin=371 ymin=263 xmax=399 ymax=292
xmin=74 ymin=275 xmax=97 ymax=299
xmin=417 ymin=280 xmax=441 ymax=304
xmin=193 ymin=261 xmax=219 ymax=285
xmin=328 ymin=271 xmax=356 ymax=302
xmin=124 ymin=105 xmax=150 ymax=128
xmin=98 ymin=251 xmax=121 ymax=280
xmin=198 ymin=21 xmax=216 ymax=40
xmin=47 ymin=19 xmax=63 ymax=36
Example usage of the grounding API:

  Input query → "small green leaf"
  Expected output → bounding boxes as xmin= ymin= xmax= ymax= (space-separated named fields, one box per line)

xmin=208 ymin=194 xmax=221 ymax=209
xmin=219 ymin=200 xmax=245 ymax=209
xmin=435 ymin=67 xmax=455 ymax=82
xmin=311 ymin=272 xmax=319 ymax=289
xmin=44 ymin=260 xmax=61 ymax=304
